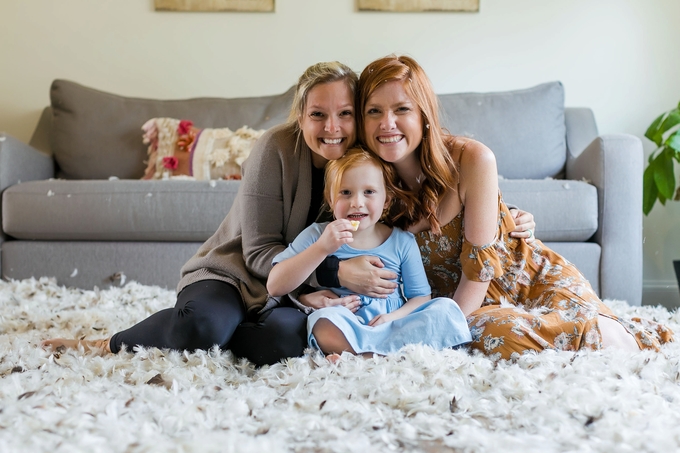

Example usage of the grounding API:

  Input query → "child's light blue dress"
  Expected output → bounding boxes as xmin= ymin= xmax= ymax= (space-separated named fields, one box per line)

xmin=272 ymin=222 xmax=472 ymax=355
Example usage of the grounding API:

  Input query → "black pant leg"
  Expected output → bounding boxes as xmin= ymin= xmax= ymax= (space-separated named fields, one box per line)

xmin=229 ymin=304 xmax=308 ymax=367
xmin=110 ymin=280 xmax=245 ymax=353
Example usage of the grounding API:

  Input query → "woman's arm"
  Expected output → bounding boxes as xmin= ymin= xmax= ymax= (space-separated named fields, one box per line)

xmin=237 ymin=126 xmax=309 ymax=280
xmin=453 ymin=141 xmax=499 ymax=316
xmin=237 ymin=129 xmax=288 ymax=279
xmin=452 ymin=274 xmax=491 ymax=317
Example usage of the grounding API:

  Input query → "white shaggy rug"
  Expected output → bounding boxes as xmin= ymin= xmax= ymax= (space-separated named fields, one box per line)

xmin=2 ymin=278 xmax=680 ymax=453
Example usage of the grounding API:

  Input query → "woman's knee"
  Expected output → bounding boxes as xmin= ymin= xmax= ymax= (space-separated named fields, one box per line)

xmin=599 ymin=315 xmax=640 ymax=351
xmin=168 ymin=284 xmax=245 ymax=350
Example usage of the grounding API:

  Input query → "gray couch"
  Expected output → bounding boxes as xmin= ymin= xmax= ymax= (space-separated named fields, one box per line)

xmin=0 ymin=79 xmax=644 ymax=304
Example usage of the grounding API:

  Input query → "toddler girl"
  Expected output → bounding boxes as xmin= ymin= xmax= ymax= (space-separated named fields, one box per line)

xmin=267 ymin=147 xmax=471 ymax=360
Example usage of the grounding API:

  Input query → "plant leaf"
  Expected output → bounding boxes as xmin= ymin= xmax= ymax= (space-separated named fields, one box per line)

xmin=643 ymin=164 xmax=659 ymax=215
xmin=645 ymin=112 xmax=666 ymax=146
xmin=658 ymin=110 xmax=680 ymax=138
xmin=652 ymin=150 xmax=676 ymax=199
xmin=648 ymin=147 xmax=663 ymax=164
xmin=667 ymin=131 xmax=680 ymax=153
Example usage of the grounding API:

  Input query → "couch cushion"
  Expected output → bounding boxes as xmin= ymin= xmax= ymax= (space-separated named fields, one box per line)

xmin=49 ymin=79 xmax=295 ymax=180
xmin=2 ymin=180 xmax=240 ymax=241
xmin=3 ymin=178 xmax=597 ymax=243
xmin=439 ymin=82 xmax=566 ymax=179
xmin=499 ymin=178 xmax=598 ymax=242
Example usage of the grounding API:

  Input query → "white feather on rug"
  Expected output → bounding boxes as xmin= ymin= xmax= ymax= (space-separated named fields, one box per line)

xmin=1 ymin=277 xmax=680 ymax=453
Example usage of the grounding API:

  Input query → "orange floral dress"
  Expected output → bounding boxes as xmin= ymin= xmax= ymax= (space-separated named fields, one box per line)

xmin=415 ymin=195 xmax=674 ymax=360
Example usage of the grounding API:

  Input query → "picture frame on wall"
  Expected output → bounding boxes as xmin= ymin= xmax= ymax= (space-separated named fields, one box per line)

xmin=154 ymin=0 xmax=274 ymax=12
xmin=358 ymin=0 xmax=479 ymax=12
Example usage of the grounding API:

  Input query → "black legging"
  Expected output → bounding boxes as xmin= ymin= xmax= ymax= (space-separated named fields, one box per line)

xmin=109 ymin=280 xmax=308 ymax=366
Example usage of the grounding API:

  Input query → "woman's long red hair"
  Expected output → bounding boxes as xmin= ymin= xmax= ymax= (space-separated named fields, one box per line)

xmin=357 ymin=55 xmax=458 ymax=234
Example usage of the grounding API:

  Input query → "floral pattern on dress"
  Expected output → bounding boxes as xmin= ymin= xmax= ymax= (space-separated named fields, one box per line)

xmin=415 ymin=194 xmax=674 ymax=360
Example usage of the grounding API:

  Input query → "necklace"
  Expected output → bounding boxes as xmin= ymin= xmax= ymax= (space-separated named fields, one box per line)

xmin=415 ymin=173 xmax=425 ymax=184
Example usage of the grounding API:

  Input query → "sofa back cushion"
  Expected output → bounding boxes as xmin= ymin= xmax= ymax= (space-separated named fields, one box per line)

xmin=50 ymin=79 xmax=295 ymax=179
xmin=49 ymin=79 xmax=566 ymax=180
xmin=438 ymin=82 xmax=566 ymax=179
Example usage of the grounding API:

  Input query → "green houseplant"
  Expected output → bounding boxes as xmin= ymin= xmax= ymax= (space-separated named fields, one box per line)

xmin=643 ymin=101 xmax=680 ymax=296
xmin=643 ymin=101 xmax=680 ymax=215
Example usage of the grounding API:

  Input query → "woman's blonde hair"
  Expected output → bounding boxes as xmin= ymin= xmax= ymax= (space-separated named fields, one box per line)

xmin=357 ymin=55 xmax=458 ymax=234
xmin=323 ymin=147 xmax=416 ymax=225
xmin=287 ymin=61 xmax=358 ymax=126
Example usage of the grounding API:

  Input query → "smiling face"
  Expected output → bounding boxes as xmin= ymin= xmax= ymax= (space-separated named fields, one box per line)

xmin=298 ymin=80 xmax=356 ymax=168
xmin=362 ymin=80 xmax=423 ymax=166
xmin=330 ymin=161 xmax=389 ymax=232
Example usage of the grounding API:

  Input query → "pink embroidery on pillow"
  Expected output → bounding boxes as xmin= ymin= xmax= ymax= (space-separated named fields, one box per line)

xmin=162 ymin=156 xmax=179 ymax=170
xmin=178 ymin=120 xmax=194 ymax=135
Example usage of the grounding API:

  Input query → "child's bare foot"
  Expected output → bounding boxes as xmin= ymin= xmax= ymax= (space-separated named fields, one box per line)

xmin=326 ymin=352 xmax=379 ymax=363
xmin=326 ymin=353 xmax=342 ymax=364
xmin=41 ymin=337 xmax=112 ymax=354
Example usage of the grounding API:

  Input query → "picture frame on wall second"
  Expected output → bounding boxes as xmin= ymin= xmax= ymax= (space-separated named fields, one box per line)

xmin=358 ymin=0 xmax=479 ymax=12
xmin=154 ymin=0 xmax=274 ymax=12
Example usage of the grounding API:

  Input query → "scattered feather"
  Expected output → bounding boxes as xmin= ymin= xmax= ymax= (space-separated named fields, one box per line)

xmin=1 ymin=277 xmax=680 ymax=452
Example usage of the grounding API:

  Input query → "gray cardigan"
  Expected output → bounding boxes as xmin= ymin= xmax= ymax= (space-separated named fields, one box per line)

xmin=177 ymin=122 xmax=314 ymax=314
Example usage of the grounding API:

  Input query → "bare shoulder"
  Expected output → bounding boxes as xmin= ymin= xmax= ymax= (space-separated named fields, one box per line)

xmin=455 ymin=139 xmax=497 ymax=178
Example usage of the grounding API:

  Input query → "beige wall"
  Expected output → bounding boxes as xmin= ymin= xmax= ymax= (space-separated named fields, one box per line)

xmin=1 ymin=0 xmax=679 ymax=305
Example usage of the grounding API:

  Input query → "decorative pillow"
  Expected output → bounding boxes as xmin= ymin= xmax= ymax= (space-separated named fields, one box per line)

xmin=141 ymin=118 xmax=265 ymax=180
xmin=50 ymin=79 xmax=295 ymax=180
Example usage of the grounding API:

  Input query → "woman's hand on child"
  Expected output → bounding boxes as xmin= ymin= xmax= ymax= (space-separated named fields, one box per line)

xmin=508 ymin=208 xmax=536 ymax=243
xmin=299 ymin=289 xmax=362 ymax=313
xmin=317 ymin=219 xmax=355 ymax=254
xmin=338 ymin=256 xmax=399 ymax=298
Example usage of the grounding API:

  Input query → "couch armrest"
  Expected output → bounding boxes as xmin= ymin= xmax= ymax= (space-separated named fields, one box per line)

xmin=0 ymin=133 xmax=55 ymax=191
xmin=0 ymin=133 xmax=55 ymax=255
xmin=566 ymin=134 xmax=643 ymax=305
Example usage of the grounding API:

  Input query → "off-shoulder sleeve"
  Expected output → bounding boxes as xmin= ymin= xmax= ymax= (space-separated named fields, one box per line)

xmin=460 ymin=197 xmax=516 ymax=282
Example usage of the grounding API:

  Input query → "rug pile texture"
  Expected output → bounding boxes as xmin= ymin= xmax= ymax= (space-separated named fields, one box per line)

xmin=1 ymin=277 xmax=680 ymax=452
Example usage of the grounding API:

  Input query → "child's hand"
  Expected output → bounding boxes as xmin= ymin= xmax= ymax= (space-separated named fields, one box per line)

xmin=299 ymin=290 xmax=362 ymax=312
xmin=368 ymin=311 xmax=404 ymax=327
xmin=317 ymin=219 xmax=355 ymax=254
